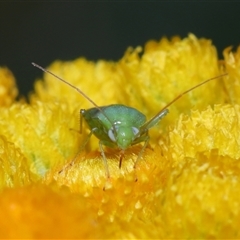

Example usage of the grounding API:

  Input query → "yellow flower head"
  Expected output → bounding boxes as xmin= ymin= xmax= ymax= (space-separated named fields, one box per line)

xmin=0 ymin=67 xmax=18 ymax=106
xmin=0 ymin=34 xmax=239 ymax=238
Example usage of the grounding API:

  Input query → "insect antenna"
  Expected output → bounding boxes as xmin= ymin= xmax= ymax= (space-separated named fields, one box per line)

xmin=32 ymin=62 xmax=116 ymax=131
xmin=140 ymin=72 xmax=228 ymax=132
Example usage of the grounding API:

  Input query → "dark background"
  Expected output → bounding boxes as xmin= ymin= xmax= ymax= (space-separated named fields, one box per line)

xmin=0 ymin=2 xmax=239 ymax=96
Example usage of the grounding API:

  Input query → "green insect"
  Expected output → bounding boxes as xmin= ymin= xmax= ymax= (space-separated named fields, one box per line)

xmin=32 ymin=62 xmax=227 ymax=178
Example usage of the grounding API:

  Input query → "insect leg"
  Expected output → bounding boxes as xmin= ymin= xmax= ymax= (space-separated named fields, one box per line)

xmin=132 ymin=136 xmax=150 ymax=182
xmin=80 ymin=109 xmax=84 ymax=134
xmin=133 ymin=135 xmax=150 ymax=169
xmin=119 ymin=150 xmax=124 ymax=169
xmin=99 ymin=140 xmax=110 ymax=179
xmin=58 ymin=131 xmax=93 ymax=174
xmin=139 ymin=109 xmax=169 ymax=134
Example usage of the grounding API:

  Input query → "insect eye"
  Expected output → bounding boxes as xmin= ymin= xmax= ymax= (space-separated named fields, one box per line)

xmin=108 ymin=128 xmax=116 ymax=142
xmin=132 ymin=127 xmax=139 ymax=136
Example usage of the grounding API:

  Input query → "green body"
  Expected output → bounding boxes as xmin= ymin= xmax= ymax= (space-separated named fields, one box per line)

xmin=81 ymin=104 xmax=148 ymax=150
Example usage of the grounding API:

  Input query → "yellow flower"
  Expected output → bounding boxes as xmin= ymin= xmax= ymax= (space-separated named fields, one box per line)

xmin=0 ymin=67 xmax=18 ymax=106
xmin=0 ymin=33 xmax=239 ymax=238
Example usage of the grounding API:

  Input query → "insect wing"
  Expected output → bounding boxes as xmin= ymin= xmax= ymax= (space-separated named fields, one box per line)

xmin=81 ymin=107 xmax=112 ymax=142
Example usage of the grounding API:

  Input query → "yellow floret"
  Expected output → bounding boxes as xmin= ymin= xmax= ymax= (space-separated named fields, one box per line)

xmin=0 ymin=67 xmax=18 ymax=106
xmin=223 ymin=46 xmax=240 ymax=104
xmin=160 ymin=105 xmax=240 ymax=238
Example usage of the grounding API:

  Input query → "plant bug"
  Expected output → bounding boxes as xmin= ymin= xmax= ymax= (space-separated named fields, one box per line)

xmin=32 ymin=62 xmax=227 ymax=179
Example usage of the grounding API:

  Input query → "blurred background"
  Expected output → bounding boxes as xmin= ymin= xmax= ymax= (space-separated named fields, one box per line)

xmin=0 ymin=2 xmax=239 ymax=96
